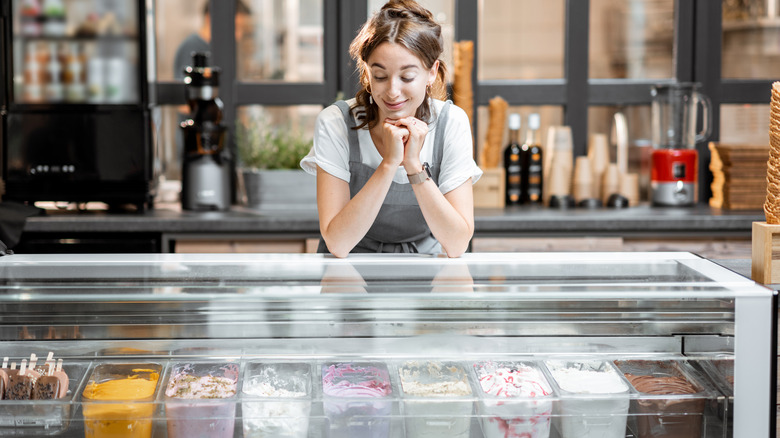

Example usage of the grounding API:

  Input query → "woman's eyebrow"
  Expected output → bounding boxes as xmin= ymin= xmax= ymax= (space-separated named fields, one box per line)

xmin=370 ymin=62 xmax=419 ymax=70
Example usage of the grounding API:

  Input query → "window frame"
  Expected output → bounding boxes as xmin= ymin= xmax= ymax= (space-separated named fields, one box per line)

xmin=154 ymin=0 xmax=773 ymax=203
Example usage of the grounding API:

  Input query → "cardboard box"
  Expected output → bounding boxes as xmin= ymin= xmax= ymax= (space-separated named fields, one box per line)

xmin=473 ymin=168 xmax=505 ymax=208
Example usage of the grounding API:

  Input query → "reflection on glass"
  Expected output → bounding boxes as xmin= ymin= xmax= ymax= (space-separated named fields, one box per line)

xmin=235 ymin=105 xmax=319 ymax=208
xmin=367 ymin=0 xmax=454 ymax=83
xmin=157 ymin=104 xmax=319 ymax=186
xmin=12 ymin=0 xmax=140 ymax=104
xmin=155 ymin=0 xmax=208 ymax=81
xmin=320 ymin=259 xmax=474 ymax=293
xmin=155 ymin=105 xmax=184 ymax=182
xmin=589 ymin=0 xmax=674 ymax=79
xmin=722 ymin=2 xmax=780 ymax=79
xmin=476 ymin=105 xmax=563 ymax=162
xmin=236 ymin=105 xmax=320 ymax=147
xmin=238 ymin=0 xmax=323 ymax=82
xmin=588 ymin=105 xmax=652 ymax=201
xmin=478 ymin=0 xmax=564 ymax=80
xmin=720 ymin=104 xmax=771 ymax=145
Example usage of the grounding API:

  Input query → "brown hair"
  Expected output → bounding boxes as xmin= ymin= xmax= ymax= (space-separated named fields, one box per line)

xmin=349 ymin=0 xmax=448 ymax=130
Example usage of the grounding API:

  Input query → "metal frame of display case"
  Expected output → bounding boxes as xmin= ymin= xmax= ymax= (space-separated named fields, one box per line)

xmin=0 ymin=251 xmax=774 ymax=436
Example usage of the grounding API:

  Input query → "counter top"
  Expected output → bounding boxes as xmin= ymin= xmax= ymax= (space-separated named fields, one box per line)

xmin=21 ymin=203 xmax=765 ymax=237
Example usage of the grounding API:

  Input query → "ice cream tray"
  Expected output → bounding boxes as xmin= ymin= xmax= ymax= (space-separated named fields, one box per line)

xmin=0 ymin=354 xmax=733 ymax=437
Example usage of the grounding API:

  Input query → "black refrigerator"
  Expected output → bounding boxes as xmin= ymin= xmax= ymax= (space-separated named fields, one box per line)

xmin=0 ymin=0 xmax=155 ymax=210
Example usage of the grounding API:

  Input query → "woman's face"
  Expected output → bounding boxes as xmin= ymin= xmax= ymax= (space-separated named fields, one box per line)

xmin=366 ymin=42 xmax=438 ymax=121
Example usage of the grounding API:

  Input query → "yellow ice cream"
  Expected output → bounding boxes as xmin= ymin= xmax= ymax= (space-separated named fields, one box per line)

xmin=82 ymin=370 xmax=159 ymax=438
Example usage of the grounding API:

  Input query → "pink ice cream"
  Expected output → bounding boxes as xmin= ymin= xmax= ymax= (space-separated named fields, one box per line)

xmin=475 ymin=362 xmax=553 ymax=438
xmin=321 ymin=363 xmax=391 ymax=398
xmin=322 ymin=362 xmax=392 ymax=438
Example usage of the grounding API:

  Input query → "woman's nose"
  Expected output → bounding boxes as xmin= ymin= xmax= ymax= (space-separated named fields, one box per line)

xmin=387 ymin=78 xmax=402 ymax=97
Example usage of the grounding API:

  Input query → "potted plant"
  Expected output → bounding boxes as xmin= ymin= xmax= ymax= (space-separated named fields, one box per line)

xmin=237 ymin=116 xmax=315 ymax=209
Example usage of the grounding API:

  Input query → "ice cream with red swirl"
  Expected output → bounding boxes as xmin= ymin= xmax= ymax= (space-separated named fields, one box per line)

xmin=322 ymin=362 xmax=392 ymax=438
xmin=475 ymin=361 xmax=553 ymax=438
xmin=164 ymin=363 xmax=239 ymax=438
xmin=616 ymin=360 xmax=704 ymax=438
xmin=399 ymin=361 xmax=473 ymax=438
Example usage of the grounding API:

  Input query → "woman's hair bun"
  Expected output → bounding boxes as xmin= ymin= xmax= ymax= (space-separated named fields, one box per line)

xmin=381 ymin=0 xmax=433 ymax=22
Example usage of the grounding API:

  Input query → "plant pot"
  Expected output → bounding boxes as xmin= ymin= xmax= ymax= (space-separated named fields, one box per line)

xmin=241 ymin=168 xmax=316 ymax=210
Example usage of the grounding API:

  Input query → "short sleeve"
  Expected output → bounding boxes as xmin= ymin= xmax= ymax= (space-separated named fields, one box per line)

xmin=300 ymin=104 xmax=352 ymax=182
xmin=436 ymin=104 xmax=483 ymax=194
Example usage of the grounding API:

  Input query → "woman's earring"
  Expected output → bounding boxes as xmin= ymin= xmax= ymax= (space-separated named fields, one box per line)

xmin=369 ymin=94 xmax=373 ymax=104
xmin=426 ymin=84 xmax=431 ymax=97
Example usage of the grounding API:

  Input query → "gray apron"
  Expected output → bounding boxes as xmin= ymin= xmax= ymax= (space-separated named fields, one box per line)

xmin=318 ymin=100 xmax=451 ymax=254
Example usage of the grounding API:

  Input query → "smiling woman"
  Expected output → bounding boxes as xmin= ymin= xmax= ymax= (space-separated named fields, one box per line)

xmin=299 ymin=0 xmax=482 ymax=258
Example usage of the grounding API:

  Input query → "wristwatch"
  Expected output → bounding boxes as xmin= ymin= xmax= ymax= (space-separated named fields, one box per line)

xmin=407 ymin=162 xmax=432 ymax=185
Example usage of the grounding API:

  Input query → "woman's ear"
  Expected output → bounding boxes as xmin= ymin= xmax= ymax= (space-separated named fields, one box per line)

xmin=429 ymin=60 xmax=440 ymax=84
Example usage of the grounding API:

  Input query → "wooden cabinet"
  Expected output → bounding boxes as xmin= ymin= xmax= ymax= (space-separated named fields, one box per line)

xmin=471 ymin=236 xmax=752 ymax=259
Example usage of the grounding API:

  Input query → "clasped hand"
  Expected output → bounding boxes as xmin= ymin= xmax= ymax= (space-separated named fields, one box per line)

xmin=377 ymin=116 xmax=427 ymax=172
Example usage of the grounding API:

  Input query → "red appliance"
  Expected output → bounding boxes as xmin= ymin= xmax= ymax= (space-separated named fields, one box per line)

xmin=651 ymin=149 xmax=698 ymax=205
xmin=649 ymin=83 xmax=711 ymax=206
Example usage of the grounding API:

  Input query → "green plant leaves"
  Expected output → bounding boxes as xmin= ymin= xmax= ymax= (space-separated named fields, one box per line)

xmin=237 ymin=118 xmax=313 ymax=170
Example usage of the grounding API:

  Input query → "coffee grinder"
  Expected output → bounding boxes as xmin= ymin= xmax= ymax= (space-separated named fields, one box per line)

xmin=181 ymin=52 xmax=231 ymax=211
xmin=650 ymin=83 xmax=711 ymax=206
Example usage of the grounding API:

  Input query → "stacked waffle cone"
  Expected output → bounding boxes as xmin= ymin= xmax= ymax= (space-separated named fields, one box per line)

xmin=452 ymin=41 xmax=474 ymax=128
xmin=766 ymin=82 xmax=780 ymax=223
xmin=479 ymin=96 xmax=507 ymax=169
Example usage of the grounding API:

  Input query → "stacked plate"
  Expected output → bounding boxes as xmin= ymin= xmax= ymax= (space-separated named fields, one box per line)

xmin=709 ymin=142 xmax=768 ymax=209
xmin=766 ymin=82 xmax=780 ymax=222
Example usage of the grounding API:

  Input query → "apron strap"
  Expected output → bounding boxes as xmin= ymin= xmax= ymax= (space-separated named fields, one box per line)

xmin=334 ymin=100 xmax=362 ymax=163
xmin=430 ymin=100 xmax=451 ymax=180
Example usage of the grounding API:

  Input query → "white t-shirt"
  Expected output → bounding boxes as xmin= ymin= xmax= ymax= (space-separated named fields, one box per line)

xmin=300 ymin=98 xmax=482 ymax=195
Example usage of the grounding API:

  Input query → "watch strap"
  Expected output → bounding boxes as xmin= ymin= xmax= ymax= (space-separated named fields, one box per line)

xmin=407 ymin=162 xmax=431 ymax=185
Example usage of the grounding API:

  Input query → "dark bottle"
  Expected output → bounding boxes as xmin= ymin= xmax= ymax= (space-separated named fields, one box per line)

xmin=182 ymin=52 xmax=225 ymax=156
xmin=184 ymin=53 xmax=223 ymax=124
xmin=504 ymin=113 xmax=524 ymax=206
xmin=522 ymin=113 xmax=544 ymax=204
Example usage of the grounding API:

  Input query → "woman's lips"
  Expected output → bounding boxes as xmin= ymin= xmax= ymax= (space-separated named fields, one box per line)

xmin=383 ymin=100 xmax=406 ymax=111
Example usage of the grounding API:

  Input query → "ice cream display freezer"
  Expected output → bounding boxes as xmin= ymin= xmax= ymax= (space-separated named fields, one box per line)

xmin=0 ymin=252 xmax=773 ymax=437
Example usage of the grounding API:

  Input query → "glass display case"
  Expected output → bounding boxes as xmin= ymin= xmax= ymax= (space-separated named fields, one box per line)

xmin=0 ymin=251 xmax=773 ymax=437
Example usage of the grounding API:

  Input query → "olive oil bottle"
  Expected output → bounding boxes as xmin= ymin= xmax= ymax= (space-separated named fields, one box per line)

xmin=503 ymin=114 xmax=523 ymax=206
xmin=522 ymin=113 xmax=544 ymax=204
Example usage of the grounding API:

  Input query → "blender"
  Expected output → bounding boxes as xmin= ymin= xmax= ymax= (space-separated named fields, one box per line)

xmin=181 ymin=52 xmax=231 ymax=211
xmin=650 ymin=83 xmax=711 ymax=206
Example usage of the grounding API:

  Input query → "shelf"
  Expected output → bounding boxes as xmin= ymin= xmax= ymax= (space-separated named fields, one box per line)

xmin=13 ymin=34 xmax=138 ymax=43
xmin=723 ymin=17 xmax=780 ymax=31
